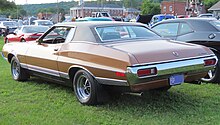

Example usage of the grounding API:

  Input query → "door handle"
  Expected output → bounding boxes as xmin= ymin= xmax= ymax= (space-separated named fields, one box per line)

xmin=54 ymin=48 xmax=59 ymax=51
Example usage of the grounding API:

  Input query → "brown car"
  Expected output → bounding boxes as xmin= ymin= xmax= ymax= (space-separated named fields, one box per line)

xmin=1 ymin=22 xmax=217 ymax=105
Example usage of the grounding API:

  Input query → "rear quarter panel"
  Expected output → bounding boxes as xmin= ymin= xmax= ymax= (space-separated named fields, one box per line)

xmin=57 ymin=42 xmax=138 ymax=80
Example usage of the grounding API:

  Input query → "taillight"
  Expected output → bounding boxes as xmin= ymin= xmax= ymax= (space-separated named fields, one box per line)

xmin=204 ymin=58 xmax=217 ymax=66
xmin=137 ymin=67 xmax=157 ymax=77
xmin=115 ymin=72 xmax=126 ymax=77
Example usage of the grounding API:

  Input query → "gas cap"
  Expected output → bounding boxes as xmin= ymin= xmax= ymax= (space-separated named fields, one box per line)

xmin=208 ymin=33 xmax=216 ymax=39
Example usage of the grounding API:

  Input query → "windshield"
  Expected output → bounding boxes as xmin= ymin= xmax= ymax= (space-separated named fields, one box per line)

xmin=90 ymin=18 xmax=112 ymax=21
xmin=96 ymin=25 xmax=160 ymax=42
xmin=22 ymin=26 xmax=49 ymax=33
xmin=3 ymin=22 xmax=18 ymax=27
xmin=210 ymin=20 xmax=220 ymax=31
xmin=37 ymin=21 xmax=53 ymax=26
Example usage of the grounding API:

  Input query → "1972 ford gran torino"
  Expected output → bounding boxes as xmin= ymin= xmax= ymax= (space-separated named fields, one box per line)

xmin=1 ymin=22 xmax=217 ymax=105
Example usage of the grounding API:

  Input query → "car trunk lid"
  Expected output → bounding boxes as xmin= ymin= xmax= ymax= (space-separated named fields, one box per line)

xmin=107 ymin=40 xmax=210 ymax=65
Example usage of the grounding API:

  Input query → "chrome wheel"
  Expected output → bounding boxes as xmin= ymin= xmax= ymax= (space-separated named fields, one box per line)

xmin=11 ymin=57 xmax=29 ymax=81
xmin=73 ymin=70 xmax=106 ymax=105
xmin=76 ymin=74 xmax=91 ymax=101
xmin=201 ymin=69 xmax=216 ymax=82
xmin=200 ymin=51 xmax=220 ymax=83
xmin=12 ymin=60 xmax=20 ymax=79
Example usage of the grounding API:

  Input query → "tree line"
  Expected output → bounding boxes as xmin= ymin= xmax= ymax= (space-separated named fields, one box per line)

xmin=0 ymin=0 xmax=219 ymax=19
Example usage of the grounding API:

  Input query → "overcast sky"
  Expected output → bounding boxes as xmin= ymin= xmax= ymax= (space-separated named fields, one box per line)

xmin=10 ymin=0 xmax=92 ymax=5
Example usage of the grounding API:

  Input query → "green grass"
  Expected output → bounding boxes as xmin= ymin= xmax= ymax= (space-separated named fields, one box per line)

xmin=1 ymin=37 xmax=220 ymax=125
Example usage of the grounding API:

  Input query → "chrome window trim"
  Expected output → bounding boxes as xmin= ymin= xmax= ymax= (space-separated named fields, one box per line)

xmin=64 ymin=27 xmax=76 ymax=43
xmin=94 ymin=25 xmax=158 ymax=43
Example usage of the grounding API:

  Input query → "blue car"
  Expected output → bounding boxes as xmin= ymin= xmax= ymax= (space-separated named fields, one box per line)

xmin=149 ymin=14 xmax=175 ymax=26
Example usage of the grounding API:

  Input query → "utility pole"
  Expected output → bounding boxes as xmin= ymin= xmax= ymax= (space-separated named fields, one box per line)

xmin=57 ymin=0 xmax=59 ymax=23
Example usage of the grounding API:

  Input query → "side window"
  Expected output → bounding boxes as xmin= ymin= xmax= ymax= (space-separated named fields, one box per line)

xmin=14 ymin=29 xmax=19 ymax=34
xmin=179 ymin=23 xmax=193 ymax=35
xmin=65 ymin=28 xmax=75 ymax=43
xmin=42 ymin=27 xmax=73 ymax=44
xmin=152 ymin=23 xmax=179 ymax=37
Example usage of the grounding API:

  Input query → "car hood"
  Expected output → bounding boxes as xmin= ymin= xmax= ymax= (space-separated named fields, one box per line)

xmin=106 ymin=40 xmax=213 ymax=65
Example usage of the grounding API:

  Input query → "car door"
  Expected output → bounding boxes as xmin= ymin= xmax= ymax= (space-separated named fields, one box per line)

xmin=152 ymin=22 xmax=179 ymax=40
xmin=25 ymin=26 xmax=74 ymax=79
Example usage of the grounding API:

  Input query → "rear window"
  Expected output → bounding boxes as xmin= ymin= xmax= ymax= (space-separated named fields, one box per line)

xmin=96 ymin=25 xmax=159 ymax=42
xmin=210 ymin=20 xmax=220 ymax=31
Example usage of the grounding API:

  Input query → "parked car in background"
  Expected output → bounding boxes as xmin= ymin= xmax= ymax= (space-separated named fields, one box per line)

xmin=149 ymin=14 xmax=175 ymax=26
xmin=112 ymin=17 xmax=123 ymax=22
xmin=91 ymin=12 xmax=111 ymax=18
xmin=177 ymin=15 xmax=190 ymax=18
xmin=0 ymin=21 xmax=19 ymax=36
xmin=32 ymin=20 xmax=53 ymax=27
xmin=151 ymin=18 xmax=220 ymax=83
xmin=5 ymin=25 xmax=49 ymax=43
xmin=198 ymin=13 xmax=214 ymax=18
xmin=76 ymin=17 xmax=114 ymax=22
xmin=2 ymin=22 xmax=217 ymax=105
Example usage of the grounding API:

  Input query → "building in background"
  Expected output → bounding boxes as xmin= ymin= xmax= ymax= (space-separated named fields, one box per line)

xmin=123 ymin=8 xmax=141 ymax=19
xmin=208 ymin=1 xmax=220 ymax=18
xmin=161 ymin=0 xmax=206 ymax=16
xmin=161 ymin=1 xmax=186 ymax=15
xmin=70 ymin=3 xmax=124 ymax=18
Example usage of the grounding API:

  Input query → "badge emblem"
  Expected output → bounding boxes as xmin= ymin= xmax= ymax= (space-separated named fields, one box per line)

xmin=172 ymin=52 xmax=179 ymax=57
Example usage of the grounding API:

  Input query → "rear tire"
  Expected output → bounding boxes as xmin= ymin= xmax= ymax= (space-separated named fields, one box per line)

xmin=11 ymin=57 xmax=29 ymax=81
xmin=201 ymin=52 xmax=220 ymax=83
xmin=73 ymin=70 xmax=106 ymax=105
xmin=21 ymin=39 xmax=26 ymax=42
xmin=5 ymin=38 xmax=9 ymax=43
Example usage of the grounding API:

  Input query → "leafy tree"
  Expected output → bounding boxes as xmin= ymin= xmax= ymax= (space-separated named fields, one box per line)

xmin=0 ymin=0 xmax=16 ymax=11
xmin=97 ymin=0 xmax=107 ymax=4
xmin=141 ymin=0 xmax=160 ymax=15
xmin=204 ymin=0 xmax=219 ymax=12
xmin=123 ymin=0 xmax=138 ymax=8
xmin=0 ymin=5 xmax=27 ymax=19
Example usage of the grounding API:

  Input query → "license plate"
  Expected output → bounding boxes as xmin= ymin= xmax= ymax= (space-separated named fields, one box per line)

xmin=169 ymin=74 xmax=184 ymax=86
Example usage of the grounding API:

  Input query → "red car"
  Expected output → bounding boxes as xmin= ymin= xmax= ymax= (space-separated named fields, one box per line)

xmin=5 ymin=25 xmax=49 ymax=43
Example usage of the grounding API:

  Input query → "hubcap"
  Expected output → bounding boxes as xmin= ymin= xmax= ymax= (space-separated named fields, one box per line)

xmin=12 ymin=61 xmax=20 ymax=78
xmin=76 ymin=74 xmax=91 ymax=101
xmin=201 ymin=69 xmax=215 ymax=81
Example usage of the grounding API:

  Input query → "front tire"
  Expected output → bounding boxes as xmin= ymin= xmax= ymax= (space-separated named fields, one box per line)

xmin=73 ymin=70 xmax=103 ymax=105
xmin=11 ymin=57 xmax=29 ymax=81
xmin=201 ymin=52 xmax=220 ymax=83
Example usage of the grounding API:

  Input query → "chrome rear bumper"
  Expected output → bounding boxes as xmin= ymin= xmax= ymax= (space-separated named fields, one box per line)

xmin=126 ymin=55 xmax=217 ymax=85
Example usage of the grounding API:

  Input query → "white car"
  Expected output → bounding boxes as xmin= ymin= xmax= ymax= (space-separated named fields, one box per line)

xmin=32 ymin=20 xmax=53 ymax=27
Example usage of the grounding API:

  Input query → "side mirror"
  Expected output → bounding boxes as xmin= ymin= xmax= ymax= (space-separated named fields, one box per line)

xmin=36 ymin=38 xmax=43 ymax=44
